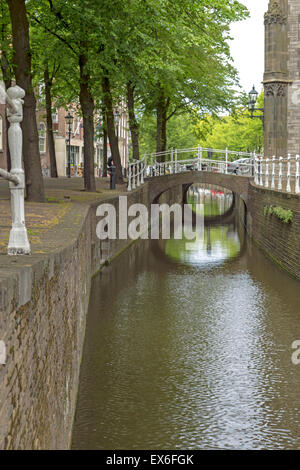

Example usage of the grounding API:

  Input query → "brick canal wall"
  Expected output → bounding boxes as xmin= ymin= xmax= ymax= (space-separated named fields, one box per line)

xmin=0 ymin=184 xmax=160 ymax=450
xmin=247 ymin=183 xmax=300 ymax=280
xmin=0 ymin=182 xmax=184 ymax=450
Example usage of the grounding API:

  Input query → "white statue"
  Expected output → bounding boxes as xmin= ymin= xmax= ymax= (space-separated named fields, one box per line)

xmin=0 ymin=82 xmax=30 ymax=255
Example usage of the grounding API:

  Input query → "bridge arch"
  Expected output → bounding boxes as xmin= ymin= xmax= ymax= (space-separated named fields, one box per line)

xmin=148 ymin=171 xmax=250 ymax=208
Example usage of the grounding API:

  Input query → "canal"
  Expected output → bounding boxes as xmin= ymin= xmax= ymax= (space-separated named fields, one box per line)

xmin=72 ymin=185 xmax=300 ymax=450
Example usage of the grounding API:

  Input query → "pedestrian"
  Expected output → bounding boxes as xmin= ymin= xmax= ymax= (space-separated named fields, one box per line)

xmin=107 ymin=156 xmax=116 ymax=189
xmin=107 ymin=156 xmax=114 ymax=170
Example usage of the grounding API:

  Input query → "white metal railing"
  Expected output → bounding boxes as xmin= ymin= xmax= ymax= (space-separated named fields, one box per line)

xmin=144 ymin=146 xmax=261 ymax=165
xmin=254 ymin=155 xmax=300 ymax=194
xmin=127 ymin=157 xmax=147 ymax=191
xmin=126 ymin=147 xmax=259 ymax=191
xmin=0 ymin=82 xmax=31 ymax=255
xmin=127 ymin=147 xmax=300 ymax=196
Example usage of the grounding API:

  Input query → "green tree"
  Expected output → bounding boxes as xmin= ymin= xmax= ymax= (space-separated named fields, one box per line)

xmin=139 ymin=112 xmax=199 ymax=156
xmin=31 ymin=28 xmax=74 ymax=178
xmin=5 ymin=0 xmax=45 ymax=202
xmin=139 ymin=0 xmax=248 ymax=156
xmin=195 ymin=92 xmax=264 ymax=154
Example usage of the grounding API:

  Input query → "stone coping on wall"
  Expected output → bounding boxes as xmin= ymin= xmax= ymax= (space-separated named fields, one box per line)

xmin=250 ymin=180 xmax=300 ymax=201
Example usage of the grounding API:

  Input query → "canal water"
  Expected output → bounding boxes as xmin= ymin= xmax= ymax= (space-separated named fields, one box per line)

xmin=72 ymin=185 xmax=300 ymax=450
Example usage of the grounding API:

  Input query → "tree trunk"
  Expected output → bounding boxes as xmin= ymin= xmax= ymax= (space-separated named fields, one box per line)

xmin=79 ymin=53 xmax=96 ymax=192
xmin=126 ymin=81 xmax=139 ymax=160
xmin=101 ymin=74 xmax=123 ymax=184
xmin=1 ymin=2 xmax=12 ymax=171
xmin=0 ymin=53 xmax=12 ymax=171
xmin=6 ymin=0 xmax=45 ymax=202
xmin=161 ymin=102 xmax=168 ymax=155
xmin=102 ymin=106 xmax=108 ymax=177
xmin=44 ymin=65 xmax=58 ymax=178
xmin=156 ymin=86 xmax=169 ymax=161
xmin=156 ymin=98 xmax=164 ymax=157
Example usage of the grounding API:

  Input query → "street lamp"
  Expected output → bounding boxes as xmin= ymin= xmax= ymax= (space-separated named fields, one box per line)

xmin=65 ymin=111 xmax=73 ymax=177
xmin=247 ymin=85 xmax=264 ymax=125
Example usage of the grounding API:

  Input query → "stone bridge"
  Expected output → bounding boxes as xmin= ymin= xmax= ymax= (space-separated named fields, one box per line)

xmin=147 ymin=171 xmax=250 ymax=206
xmin=142 ymin=169 xmax=300 ymax=282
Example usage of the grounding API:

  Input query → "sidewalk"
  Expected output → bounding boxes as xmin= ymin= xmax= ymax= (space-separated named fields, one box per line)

xmin=0 ymin=177 xmax=128 ymax=256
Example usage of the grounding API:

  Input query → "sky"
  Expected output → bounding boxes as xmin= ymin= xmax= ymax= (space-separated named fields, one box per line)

xmin=230 ymin=0 xmax=269 ymax=94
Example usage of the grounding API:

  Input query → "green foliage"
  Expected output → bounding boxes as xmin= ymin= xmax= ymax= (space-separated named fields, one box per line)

xmin=194 ymin=92 xmax=264 ymax=154
xmin=264 ymin=205 xmax=294 ymax=224
xmin=139 ymin=112 xmax=199 ymax=156
xmin=2 ymin=0 xmax=251 ymax=162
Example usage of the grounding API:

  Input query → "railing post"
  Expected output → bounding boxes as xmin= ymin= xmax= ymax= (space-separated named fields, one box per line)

xmin=286 ymin=154 xmax=291 ymax=193
xmin=141 ymin=158 xmax=145 ymax=185
xmin=127 ymin=164 xmax=132 ymax=191
xmin=132 ymin=163 xmax=136 ymax=189
xmin=254 ymin=154 xmax=259 ymax=185
xmin=265 ymin=158 xmax=269 ymax=188
xmin=225 ymin=147 xmax=228 ymax=174
xmin=296 ymin=155 xmax=300 ymax=194
xmin=259 ymin=157 xmax=263 ymax=186
xmin=175 ymin=149 xmax=178 ymax=173
xmin=278 ymin=156 xmax=283 ymax=190
xmin=137 ymin=162 xmax=141 ymax=186
xmin=271 ymin=156 xmax=276 ymax=189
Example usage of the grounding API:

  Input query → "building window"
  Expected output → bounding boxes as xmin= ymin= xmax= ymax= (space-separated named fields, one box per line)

xmin=0 ymin=115 xmax=3 ymax=152
xmin=52 ymin=110 xmax=58 ymax=123
xmin=66 ymin=145 xmax=80 ymax=165
xmin=73 ymin=117 xmax=80 ymax=135
xmin=39 ymin=123 xmax=46 ymax=153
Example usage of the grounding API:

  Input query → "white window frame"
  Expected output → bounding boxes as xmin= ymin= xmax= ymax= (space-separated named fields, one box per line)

xmin=39 ymin=123 xmax=46 ymax=153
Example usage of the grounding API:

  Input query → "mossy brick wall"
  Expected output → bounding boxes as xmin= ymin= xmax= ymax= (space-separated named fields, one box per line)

xmin=247 ymin=183 xmax=300 ymax=280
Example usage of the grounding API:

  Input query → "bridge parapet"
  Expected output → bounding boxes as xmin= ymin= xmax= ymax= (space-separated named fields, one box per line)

xmin=126 ymin=146 xmax=300 ymax=197
xmin=127 ymin=146 xmax=260 ymax=192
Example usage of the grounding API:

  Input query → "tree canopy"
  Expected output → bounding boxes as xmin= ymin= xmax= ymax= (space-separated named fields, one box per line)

xmin=0 ymin=0 xmax=250 ymax=199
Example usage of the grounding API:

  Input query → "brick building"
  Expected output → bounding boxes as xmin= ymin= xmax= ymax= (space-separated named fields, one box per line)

xmin=0 ymin=98 xmax=130 ymax=176
xmin=264 ymin=0 xmax=300 ymax=157
xmin=37 ymin=105 xmax=130 ymax=177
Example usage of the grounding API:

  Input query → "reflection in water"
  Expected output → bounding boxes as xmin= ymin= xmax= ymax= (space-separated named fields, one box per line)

xmin=72 ymin=189 xmax=300 ymax=450
xmin=188 ymin=184 xmax=233 ymax=217
xmin=165 ymin=225 xmax=240 ymax=268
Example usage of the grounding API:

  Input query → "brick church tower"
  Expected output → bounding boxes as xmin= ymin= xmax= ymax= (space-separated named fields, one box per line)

xmin=264 ymin=0 xmax=300 ymax=157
